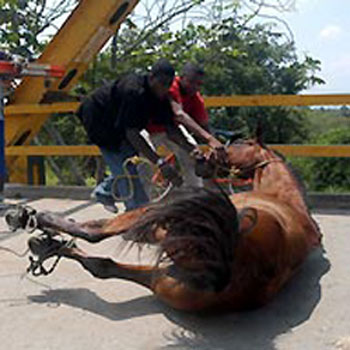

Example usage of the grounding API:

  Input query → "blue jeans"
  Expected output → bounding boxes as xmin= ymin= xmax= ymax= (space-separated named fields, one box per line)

xmin=95 ymin=142 xmax=149 ymax=211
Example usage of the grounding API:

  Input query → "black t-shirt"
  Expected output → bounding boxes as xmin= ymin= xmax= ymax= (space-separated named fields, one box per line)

xmin=77 ymin=73 xmax=174 ymax=151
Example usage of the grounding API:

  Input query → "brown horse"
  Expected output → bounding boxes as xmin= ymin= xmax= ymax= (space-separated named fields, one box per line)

xmin=5 ymin=137 xmax=322 ymax=312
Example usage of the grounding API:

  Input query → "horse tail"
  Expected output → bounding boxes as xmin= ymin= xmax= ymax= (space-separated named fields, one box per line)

xmin=127 ymin=187 xmax=241 ymax=292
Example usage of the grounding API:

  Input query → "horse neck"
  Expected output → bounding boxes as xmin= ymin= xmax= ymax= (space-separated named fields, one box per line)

xmin=253 ymin=149 xmax=309 ymax=213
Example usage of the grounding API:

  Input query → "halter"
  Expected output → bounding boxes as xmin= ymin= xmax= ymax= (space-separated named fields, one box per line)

xmin=229 ymin=158 xmax=284 ymax=177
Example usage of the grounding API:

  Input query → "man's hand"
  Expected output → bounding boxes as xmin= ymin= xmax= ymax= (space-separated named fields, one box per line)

xmin=213 ymin=146 xmax=227 ymax=164
xmin=208 ymin=137 xmax=227 ymax=164
xmin=194 ymin=156 xmax=216 ymax=179
xmin=159 ymin=162 xmax=183 ymax=187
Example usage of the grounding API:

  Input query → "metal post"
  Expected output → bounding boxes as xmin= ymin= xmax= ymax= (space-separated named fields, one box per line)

xmin=0 ymin=81 xmax=5 ymax=202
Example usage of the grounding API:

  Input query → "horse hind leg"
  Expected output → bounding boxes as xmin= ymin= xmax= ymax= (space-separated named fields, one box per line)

xmin=28 ymin=234 xmax=162 ymax=289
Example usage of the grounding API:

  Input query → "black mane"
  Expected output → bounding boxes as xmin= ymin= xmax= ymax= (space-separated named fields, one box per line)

xmin=126 ymin=187 xmax=241 ymax=292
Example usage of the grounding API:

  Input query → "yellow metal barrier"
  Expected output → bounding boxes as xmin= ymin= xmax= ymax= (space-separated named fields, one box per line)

xmin=3 ymin=93 xmax=350 ymax=185
xmin=4 ymin=93 xmax=350 ymax=116
xmin=204 ymin=94 xmax=350 ymax=107
xmin=5 ymin=145 xmax=350 ymax=158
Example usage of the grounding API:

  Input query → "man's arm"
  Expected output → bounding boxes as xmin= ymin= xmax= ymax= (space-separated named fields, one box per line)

xmin=171 ymin=100 xmax=223 ymax=150
xmin=165 ymin=124 xmax=197 ymax=153
xmin=125 ymin=128 xmax=183 ymax=187
xmin=125 ymin=128 xmax=161 ymax=164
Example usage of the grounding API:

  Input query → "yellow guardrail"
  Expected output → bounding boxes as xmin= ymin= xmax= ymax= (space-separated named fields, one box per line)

xmin=4 ymin=93 xmax=350 ymax=116
xmin=4 ymin=94 xmax=350 ymax=159
xmin=5 ymin=145 xmax=350 ymax=158
xmin=204 ymin=94 xmax=350 ymax=107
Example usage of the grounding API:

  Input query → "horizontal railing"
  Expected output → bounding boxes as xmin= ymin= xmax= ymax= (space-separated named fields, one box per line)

xmin=5 ymin=144 xmax=350 ymax=157
xmin=4 ymin=93 xmax=350 ymax=116
xmin=4 ymin=94 xmax=350 ymax=158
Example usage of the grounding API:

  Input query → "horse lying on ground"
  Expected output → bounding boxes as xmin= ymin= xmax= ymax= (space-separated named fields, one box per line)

xmin=5 ymin=137 xmax=322 ymax=312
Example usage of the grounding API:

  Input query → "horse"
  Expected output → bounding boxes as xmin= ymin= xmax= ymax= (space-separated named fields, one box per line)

xmin=5 ymin=136 xmax=322 ymax=312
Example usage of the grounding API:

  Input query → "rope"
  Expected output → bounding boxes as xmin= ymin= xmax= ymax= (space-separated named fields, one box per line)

xmin=0 ymin=245 xmax=29 ymax=258
xmin=111 ymin=156 xmax=146 ymax=202
xmin=111 ymin=156 xmax=172 ymax=203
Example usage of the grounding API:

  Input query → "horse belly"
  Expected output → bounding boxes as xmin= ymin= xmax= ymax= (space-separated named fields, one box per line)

xmin=221 ymin=197 xmax=310 ymax=310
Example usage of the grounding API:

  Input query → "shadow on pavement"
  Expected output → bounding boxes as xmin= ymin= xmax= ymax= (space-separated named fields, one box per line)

xmin=28 ymin=247 xmax=330 ymax=350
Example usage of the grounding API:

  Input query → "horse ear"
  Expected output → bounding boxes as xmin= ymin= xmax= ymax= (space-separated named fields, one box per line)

xmin=255 ymin=117 xmax=264 ymax=145
xmin=238 ymin=207 xmax=258 ymax=235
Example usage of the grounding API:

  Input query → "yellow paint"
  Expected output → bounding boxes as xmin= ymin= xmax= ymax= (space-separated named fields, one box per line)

xmin=6 ymin=145 xmax=350 ymax=158
xmin=5 ymin=94 xmax=350 ymax=118
xmin=4 ymin=102 xmax=79 ymax=115
xmin=270 ymin=145 xmax=350 ymax=157
xmin=6 ymin=145 xmax=101 ymax=156
xmin=204 ymin=94 xmax=350 ymax=107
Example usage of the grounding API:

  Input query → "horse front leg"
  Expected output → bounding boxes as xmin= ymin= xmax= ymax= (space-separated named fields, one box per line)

xmin=34 ymin=207 xmax=149 ymax=243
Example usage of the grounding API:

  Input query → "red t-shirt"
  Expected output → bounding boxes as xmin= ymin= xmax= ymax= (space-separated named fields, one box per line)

xmin=146 ymin=76 xmax=209 ymax=133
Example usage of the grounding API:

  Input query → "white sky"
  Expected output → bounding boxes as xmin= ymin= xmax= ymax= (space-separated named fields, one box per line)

xmin=271 ymin=0 xmax=350 ymax=94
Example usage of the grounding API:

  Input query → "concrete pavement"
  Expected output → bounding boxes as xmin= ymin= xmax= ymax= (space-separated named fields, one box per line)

xmin=0 ymin=197 xmax=349 ymax=350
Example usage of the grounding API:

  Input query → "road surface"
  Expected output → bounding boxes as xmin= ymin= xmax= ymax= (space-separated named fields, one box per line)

xmin=0 ymin=198 xmax=349 ymax=350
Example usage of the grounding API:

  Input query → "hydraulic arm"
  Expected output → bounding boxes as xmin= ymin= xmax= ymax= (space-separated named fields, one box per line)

xmin=6 ymin=0 xmax=140 ymax=182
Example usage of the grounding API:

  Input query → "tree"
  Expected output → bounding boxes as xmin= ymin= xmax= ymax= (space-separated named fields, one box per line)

xmin=0 ymin=0 xmax=78 ymax=57
xmin=302 ymin=128 xmax=350 ymax=192
xmin=77 ymin=15 xmax=323 ymax=144
xmin=2 ymin=0 xmax=324 ymax=184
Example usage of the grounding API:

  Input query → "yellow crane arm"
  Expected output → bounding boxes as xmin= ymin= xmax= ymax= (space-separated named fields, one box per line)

xmin=6 ymin=0 xmax=140 ymax=182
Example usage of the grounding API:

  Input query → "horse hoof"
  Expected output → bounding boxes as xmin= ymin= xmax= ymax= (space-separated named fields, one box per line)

xmin=27 ymin=235 xmax=70 ymax=260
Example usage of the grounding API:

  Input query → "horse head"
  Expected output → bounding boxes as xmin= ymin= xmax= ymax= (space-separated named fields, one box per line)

xmin=225 ymin=135 xmax=311 ymax=216
xmin=225 ymin=138 xmax=268 ymax=180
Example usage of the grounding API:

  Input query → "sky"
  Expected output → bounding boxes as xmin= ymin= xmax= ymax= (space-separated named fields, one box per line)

xmin=268 ymin=0 xmax=350 ymax=94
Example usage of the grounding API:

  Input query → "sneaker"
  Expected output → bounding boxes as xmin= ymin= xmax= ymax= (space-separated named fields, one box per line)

xmin=91 ymin=192 xmax=119 ymax=214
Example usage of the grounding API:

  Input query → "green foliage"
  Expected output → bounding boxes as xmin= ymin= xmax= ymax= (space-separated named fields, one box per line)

xmin=304 ymin=108 xmax=350 ymax=139
xmin=0 ymin=0 xmax=77 ymax=57
xmin=311 ymin=128 xmax=350 ymax=191
xmin=291 ymin=127 xmax=350 ymax=192
xmin=0 ymin=1 xmax=326 ymax=185
xmin=78 ymin=17 xmax=323 ymax=144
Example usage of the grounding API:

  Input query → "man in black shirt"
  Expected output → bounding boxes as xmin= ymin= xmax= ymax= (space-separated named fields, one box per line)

xmin=78 ymin=59 xmax=195 ymax=212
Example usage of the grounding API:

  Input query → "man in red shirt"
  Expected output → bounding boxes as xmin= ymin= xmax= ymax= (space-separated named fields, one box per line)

xmin=146 ymin=62 xmax=222 ymax=188
xmin=169 ymin=62 xmax=209 ymax=133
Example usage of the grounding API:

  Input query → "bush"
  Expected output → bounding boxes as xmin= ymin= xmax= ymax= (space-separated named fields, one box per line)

xmin=299 ymin=128 xmax=350 ymax=191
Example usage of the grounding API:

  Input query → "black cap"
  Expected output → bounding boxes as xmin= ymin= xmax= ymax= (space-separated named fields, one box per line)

xmin=151 ymin=58 xmax=175 ymax=88
xmin=182 ymin=62 xmax=205 ymax=77
xmin=151 ymin=58 xmax=175 ymax=79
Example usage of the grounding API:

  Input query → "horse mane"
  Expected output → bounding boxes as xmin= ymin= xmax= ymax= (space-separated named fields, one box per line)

xmin=270 ymin=148 xmax=308 ymax=200
xmin=126 ymin=188 xmax=241 ymax=292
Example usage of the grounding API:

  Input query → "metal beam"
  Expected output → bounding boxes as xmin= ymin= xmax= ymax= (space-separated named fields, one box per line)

xmin=5 ymin=102 xmax=79 ymax=116
xmin=5 ymin=0 xmax=140 ymax=183
xmin=6 ymin=145 xmax=350 ymax=158
xmin=204 ymin=94 xmax=350 ymax=107
xmin=5 ymin=93 xmax=350 ymax=117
